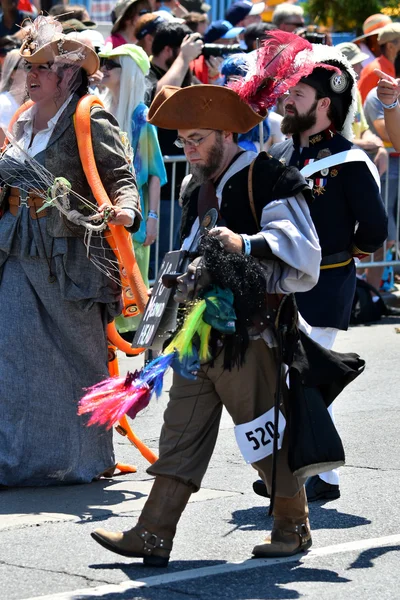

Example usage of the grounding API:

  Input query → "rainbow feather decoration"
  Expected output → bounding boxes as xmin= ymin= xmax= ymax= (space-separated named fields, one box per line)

xmin=78 ymin=296 xmax=221 ymax=428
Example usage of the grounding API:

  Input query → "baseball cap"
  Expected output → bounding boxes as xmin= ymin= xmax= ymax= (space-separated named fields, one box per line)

xmin=335 ymin=42 xmax=369 ymax=66
xmin=203 ymin=20 xmax=244 ymax=43
xmin=179 ymin=0 xmax=211 ymax=13
xmin=225 ymin=1 xmax=265 ymax=26
xmin=135 ymin=15 xmax=165 ymax=40
xmin=377 ymin=23 xmax=400 ymax=45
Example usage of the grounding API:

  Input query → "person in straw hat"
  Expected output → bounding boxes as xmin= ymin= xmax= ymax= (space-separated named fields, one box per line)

xmin=358 ymin=22 xmax=400 ymax=103
xmin=0 ymin=15 xmax=141 ymax=487
xmin=90 ymin=30 xmax=346 ymax=562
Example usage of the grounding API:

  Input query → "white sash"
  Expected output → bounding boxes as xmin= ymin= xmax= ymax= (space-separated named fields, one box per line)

xmin=300 ymin=148 xmax=381 ymax=191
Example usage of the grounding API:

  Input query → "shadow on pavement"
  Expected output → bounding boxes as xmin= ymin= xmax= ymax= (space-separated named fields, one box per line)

xmin=348 ymin=544 xmax=400 ymax=569
xmin=225 ymin=505 xmax=371 ymax=534
xmin=86 ymin=559 xmax=350 ymax=599
xmin=0 ymin=477 xmax=145 ymax=524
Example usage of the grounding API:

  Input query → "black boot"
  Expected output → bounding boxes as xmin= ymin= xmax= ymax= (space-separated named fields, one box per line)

xmin=306 ymin=475 xmax=340 ymax=502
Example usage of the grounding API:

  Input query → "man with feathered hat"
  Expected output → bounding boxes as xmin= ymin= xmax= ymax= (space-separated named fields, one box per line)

xmin=88 ymin=32 xmax=367 ymax=564
xmin=249 ymin=38 xmax=388 ymax=503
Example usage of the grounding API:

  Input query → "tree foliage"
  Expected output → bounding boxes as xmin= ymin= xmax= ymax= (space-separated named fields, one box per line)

xmin=305 ymin=0 xmax=396 ymax=33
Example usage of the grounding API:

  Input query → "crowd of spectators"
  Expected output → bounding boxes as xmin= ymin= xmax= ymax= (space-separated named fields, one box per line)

xmin=0 ymin=0 xmax=399 ymax=292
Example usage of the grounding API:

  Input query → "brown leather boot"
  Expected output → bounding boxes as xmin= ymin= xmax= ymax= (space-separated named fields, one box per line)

xmin=252 ymin=486 xmax=312 ymax=558
xmin=91 ymin=476 xmax=192 ymax=567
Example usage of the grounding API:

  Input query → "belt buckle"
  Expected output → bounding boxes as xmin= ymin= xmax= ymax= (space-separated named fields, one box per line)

xmin=20 ymin=189 xmax=28 ymax=208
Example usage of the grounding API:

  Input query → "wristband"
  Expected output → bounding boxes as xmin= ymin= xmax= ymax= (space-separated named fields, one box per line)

xmin=241 ymin=234 xmax=251 ymax=255
xmin=148 ymin=210 xmax=158 ymax=220
xmin=380 ymin=99 xmax=399 ymax=110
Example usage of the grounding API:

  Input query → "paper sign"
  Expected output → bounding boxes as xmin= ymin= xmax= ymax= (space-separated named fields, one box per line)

xmin=234 ymin=407 xmax=286 ymax=464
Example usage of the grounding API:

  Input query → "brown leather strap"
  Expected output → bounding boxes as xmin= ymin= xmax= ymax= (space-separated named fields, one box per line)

xmin=8 ymin=188 xmax=47 ymax=219
xmin=248 ymin=158 xmax=259 ymax=230
xmin=197 ymin=181 xmax=219 ymax=223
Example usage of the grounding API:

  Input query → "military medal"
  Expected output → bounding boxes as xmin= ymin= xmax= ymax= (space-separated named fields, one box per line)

xmin=314 ymin=178 xmax=327 ymax=195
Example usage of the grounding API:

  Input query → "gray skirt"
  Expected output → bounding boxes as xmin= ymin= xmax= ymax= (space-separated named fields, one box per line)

xmin=0 ymin=252 xmax=115 ymax=487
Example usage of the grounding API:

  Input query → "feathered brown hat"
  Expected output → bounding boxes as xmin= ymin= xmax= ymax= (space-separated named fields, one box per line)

xmin=20 ymin=16 xmax=99 ymax=76
xmin=147 ymin=84 xmax=263 ymax=133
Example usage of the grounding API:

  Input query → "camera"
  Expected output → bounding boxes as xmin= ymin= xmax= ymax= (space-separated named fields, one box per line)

xmin=202 ymin=44 xmax=242 ymax=58
xmin=296 ymin=27 xmax=328 ymax=45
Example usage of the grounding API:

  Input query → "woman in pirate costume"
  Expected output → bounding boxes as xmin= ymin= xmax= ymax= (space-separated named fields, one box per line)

xmin=0 ymin=16 xmax=141 ymax=487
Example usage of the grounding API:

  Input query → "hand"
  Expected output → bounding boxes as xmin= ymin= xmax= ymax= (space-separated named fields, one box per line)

xmin=375 ymin=69 xmax=400 ymax=106
xmin=89 ymin=70 xmax=104 ymax=86
xmin=206 ymin=56 xmax=224 ymax=81
xmin=97 ymin=204 xmax=134 ymax=227
xmin=143 ymin=216 xmax=158 ymax=247
xmin=374 ymin=146 xmax=389 ymax=176
xmin=208 ymin=227 xmax=243 ymax=253
xmin=180 ymin=34 xmax=203 ymax=63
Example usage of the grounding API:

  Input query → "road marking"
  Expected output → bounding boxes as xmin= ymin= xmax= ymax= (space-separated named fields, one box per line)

xmin=30 ymin=533 xmax=400 ymax=599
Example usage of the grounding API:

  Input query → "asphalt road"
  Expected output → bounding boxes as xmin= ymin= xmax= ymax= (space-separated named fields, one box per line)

xmin=1 ymin=316 xmax=400 ymax=600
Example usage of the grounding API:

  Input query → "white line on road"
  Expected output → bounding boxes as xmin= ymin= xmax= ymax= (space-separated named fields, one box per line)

xmin=30 ymin=533 xmax=400 ymax=600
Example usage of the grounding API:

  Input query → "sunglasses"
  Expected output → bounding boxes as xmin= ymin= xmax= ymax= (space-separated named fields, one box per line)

xmin=100 ymin=58 xmax=121 ymax=71
xmin=283 ymin=21 xmax=305 ymax=27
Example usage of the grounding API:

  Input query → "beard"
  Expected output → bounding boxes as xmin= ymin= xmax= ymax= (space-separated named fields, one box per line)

xmin=190 ymin=133 xmax=224 ymax=184
xmin=281 ymin=100 xmax=318 ymax=135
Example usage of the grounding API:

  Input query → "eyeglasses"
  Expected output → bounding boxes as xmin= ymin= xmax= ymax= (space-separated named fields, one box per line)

xmin=100 ymin=58 xmax=122 ymax=71
xmin=174 ymin=130 xmax=214 ymax=149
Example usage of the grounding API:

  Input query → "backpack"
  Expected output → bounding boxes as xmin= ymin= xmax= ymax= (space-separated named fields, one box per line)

xmin=350 ymin=278 xmax=390 ymax=325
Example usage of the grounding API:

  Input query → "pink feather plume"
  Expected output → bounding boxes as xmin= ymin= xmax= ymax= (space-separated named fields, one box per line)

xmin=229 ymin=31 xmax=338 ymax=113
xmin=78 ymin=371 xmax=151 ymax=429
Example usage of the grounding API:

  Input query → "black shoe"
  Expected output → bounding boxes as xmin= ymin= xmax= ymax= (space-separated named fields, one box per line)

xmin=306 ymin=475 xmax=340 ymax=502
xmin=252 ymin=479 xmax=270 ymax=498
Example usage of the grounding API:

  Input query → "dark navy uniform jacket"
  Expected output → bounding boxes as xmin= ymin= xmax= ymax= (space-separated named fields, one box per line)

xmin=270 ymin=128 xmax=388 ymax=330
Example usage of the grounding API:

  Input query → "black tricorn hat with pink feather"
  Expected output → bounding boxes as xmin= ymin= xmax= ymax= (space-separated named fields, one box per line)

xmin=229 ymin=30 xmax=357 ymax=139
xmin=228 ymin=30 xmax=339 ymax=115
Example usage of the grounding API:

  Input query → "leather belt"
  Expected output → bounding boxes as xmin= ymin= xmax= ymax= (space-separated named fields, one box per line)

xmin=8 ymin=187 xmax=47 ymax=219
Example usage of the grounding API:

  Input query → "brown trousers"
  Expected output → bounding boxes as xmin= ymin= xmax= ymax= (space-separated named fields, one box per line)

xmin=147 ymin=338 xmax=305 ymax=498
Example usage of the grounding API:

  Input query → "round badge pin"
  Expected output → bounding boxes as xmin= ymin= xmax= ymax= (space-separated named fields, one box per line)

xmin=330 ymin=71 xmax=349 ymax=94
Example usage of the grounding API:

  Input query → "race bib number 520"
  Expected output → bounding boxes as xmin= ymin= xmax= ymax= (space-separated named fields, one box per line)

xmin=234 ymin=408 xmax=286 ymax=464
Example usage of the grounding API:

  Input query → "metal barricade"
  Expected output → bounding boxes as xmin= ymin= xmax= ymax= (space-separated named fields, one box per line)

xmin=151 ymin=155 xmax=189 ymax=283
xmin=150 ymin=154 xmax=400 ymax=284
xmin=357 ymin=152 xmax=400 ymax=270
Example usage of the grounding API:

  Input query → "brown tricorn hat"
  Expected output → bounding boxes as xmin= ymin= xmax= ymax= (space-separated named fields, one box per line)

xmin=147 ymin=84 xmax=264 ymax=133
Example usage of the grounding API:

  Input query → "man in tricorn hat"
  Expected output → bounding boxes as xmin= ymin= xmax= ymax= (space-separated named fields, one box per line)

xmin=253 ymin=42 xmax=388 ymax=503
xmin=89 ymin=72 xmax=329 ymax=562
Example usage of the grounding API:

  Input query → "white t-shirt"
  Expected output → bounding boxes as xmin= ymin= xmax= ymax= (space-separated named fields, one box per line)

xmin=0 ymin=92 xmax=19 ymax=132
